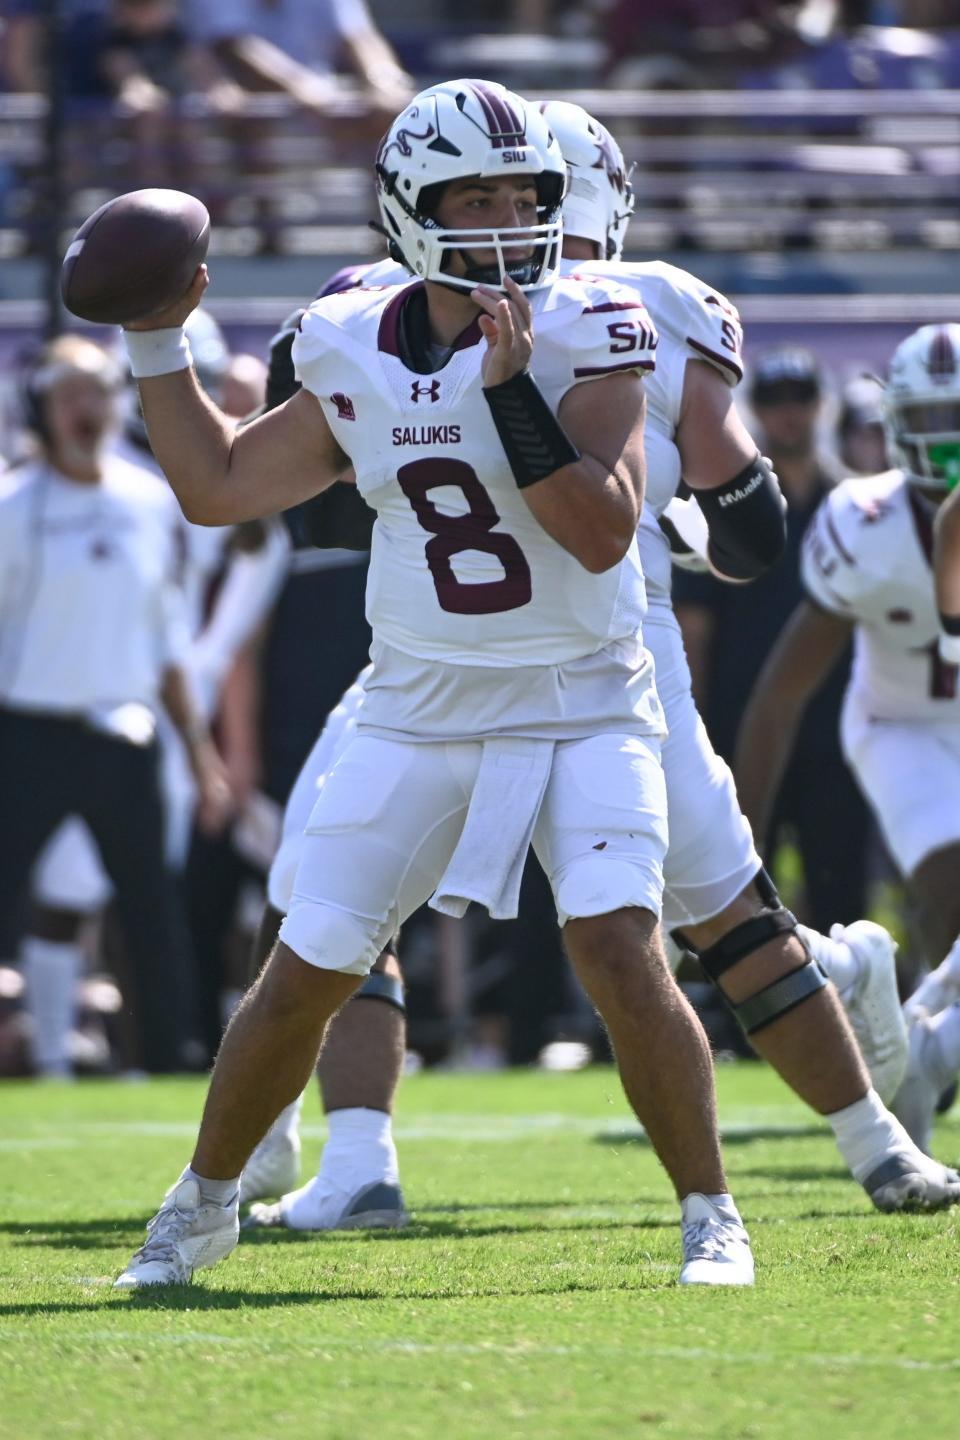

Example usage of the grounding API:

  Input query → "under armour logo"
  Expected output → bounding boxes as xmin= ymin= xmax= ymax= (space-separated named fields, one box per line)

xmin=331 ymin=392 xmax=356 ymax=421
xmin=411 ymin=379 xmax=441 ymax=404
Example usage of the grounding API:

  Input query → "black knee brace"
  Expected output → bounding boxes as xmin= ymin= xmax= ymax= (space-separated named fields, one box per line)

xmin=677 ymin=898 xmax=827 ymax=1036
xmin=354 ymin=970 xmax=406 ymax=1014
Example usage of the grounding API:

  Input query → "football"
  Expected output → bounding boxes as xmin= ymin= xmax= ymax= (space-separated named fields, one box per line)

xmin=60 ymin=188 xmax=210 ymax=326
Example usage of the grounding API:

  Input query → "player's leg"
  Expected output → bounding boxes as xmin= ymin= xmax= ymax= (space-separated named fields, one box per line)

xmin=653 ymin=617 xmax=955 ymax=1210
xmin=842 ymin=719 xmax=960 ymax=1150
xmin=252 ymin=945 xmax=409 ymax=1230
xmin=906 ymin=845 xmax=960 ymax=1012
xmin=0 ymin=714 xmax=93 ymax=1070
xmin=115 ymin=734 xmax=477 ymax=1287
xmin=651 ymin=616 xmax=899 ymax=1102
xmin=241 ymin=670 xmax=408 ymax=1223
xmin=536 ymin=730 xmax=753 ymax=1285
xmin=81 ymin=732 xmax=197 ymax=1073
xmin=24 ymin=818 xmax=112 ymax=1077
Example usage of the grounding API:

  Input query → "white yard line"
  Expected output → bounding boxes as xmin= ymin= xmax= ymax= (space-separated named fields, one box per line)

xmin=0 ymin=1328 xmax=956 ymax=1373
xmin=1 ymin=1108 xmax=812 ymax=1149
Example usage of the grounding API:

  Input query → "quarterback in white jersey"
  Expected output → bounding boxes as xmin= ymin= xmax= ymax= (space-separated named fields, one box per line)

xmin=116 ymin=79 xmax=758 ymax=1291
xmin=736 ymin=324 xmax=960 ymax=1152
xmin=242 ymin=103 xmax=958 ymax=1238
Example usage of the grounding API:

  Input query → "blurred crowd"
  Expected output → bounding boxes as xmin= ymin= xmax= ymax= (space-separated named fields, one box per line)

xmin=2 ymin=2 xmax=959 ymax=119
xmin=0 ymin=308 xmax=904 ymax=1080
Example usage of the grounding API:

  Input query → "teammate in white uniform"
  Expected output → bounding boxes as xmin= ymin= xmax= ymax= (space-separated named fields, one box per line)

xmin=0 ymin=336 xmax=228 ymax=1074
xmin=737 ymin=323 xmax=960 ymax=1154
xmin=115 ymin=79 xmax=756 ymax=1289
xmin=243 ymin=104 xmax=950 ymax=1232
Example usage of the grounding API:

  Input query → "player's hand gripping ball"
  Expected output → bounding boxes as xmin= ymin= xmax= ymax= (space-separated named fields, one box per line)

xmin=60 ymin=188 xmax=210 ymax=325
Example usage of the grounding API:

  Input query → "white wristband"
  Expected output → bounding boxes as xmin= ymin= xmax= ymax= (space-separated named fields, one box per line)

xmin=123 ymin=327 xmax=193 ymax=379
xmin=939 ymin=631 xmax=960 ymax=666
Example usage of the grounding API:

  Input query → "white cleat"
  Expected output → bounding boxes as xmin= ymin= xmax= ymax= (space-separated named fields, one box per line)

xmin=832 ymin=920 xmax=908 ymax=1104
xmin=890 ymin=1017 xmax=950 ymax=1155
xmin=114 ymin=1178 xmax=239 ymax=1289
xmin=244 ymin=1177 xmax=409 ymax=1233
xmin=239 ymin=1130 xmax=301 ymax=1206
xmin=679 ymin=1194 xmax=755 ymax=1286
xmin=862 ymin=1146 xmax=960 ymax=1212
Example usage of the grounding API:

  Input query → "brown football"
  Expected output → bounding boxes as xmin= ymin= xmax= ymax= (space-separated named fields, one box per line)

xmin=60 ymin=188 xmax=210 ymax=325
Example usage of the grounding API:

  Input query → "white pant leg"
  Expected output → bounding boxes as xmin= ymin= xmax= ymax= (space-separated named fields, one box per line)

xmin=279 ymin=734 xmax=479 ymax=975
xmin=267 ymin=668 xmax=370 ymax=913
xmin=32 ymin=817 xmax=113 ymax=913
xmin=842 ymin=707 xmax=960 ymax=877
xmin=534 ymin=731 xmax=668 ymax=927
xmin=646 ymin=615 xmax=761 ymax=931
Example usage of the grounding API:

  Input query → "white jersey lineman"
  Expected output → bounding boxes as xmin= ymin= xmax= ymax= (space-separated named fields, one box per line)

xmin=268 ymin=256 xmax=761 ymax=935
xmin=577 ymin=259 xmax=760 ymax=931
xmin=276 ymin=270 xmax=671 ymax=976
xmin=802 ymin=469 xmax=960 ymax=876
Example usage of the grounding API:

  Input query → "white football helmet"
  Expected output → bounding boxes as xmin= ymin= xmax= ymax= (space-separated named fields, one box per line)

xmin=885 ymin=324 xmax=960 ymax=491
xmin=375 ymin=78 xmax=565 ymax=293
xmin=538 ymin=101 xmax=635 ymax=261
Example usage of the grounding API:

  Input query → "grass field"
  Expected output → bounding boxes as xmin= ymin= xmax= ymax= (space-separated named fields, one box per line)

xmin=3 ymin=1063 xmax=960 ymax=1440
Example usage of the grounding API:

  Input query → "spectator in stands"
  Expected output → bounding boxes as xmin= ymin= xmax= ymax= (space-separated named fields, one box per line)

xmin=94 ymin=0 xmax=192 ymax=183
xmin=673 ymin=346 xmax=873 ymax=933
xmin=837 ymin=375 xmax=888 ymax=476
xmin=0 ymin=336 xmax=231 ymax=1074
xmin=602 ymin=0 xmax=815 ymax=88
xmin=182 ymin=0 xmax=413 ymax=134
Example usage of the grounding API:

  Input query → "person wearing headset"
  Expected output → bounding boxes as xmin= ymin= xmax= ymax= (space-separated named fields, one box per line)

xmin=0 ymin=334 xmax=231 ymax=1075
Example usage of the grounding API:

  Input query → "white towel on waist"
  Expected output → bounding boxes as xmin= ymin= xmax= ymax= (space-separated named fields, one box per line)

xmin=430 ymin=736 xmax=555 ymax=920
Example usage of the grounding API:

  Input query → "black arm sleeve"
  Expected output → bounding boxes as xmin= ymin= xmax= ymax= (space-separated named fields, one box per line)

xmin=695 ymin=455 xmax=787 ymax=582
xmin=267 ymin=310 xmax=376 ymax=553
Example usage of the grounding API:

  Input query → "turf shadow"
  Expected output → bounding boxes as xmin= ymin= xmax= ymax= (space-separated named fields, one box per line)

xmin=0 ymin=1272 xmax=676 ymax=1316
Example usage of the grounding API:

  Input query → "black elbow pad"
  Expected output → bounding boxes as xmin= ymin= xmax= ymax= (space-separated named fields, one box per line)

xmin=696 ymin=455 xmax=787 ymax=581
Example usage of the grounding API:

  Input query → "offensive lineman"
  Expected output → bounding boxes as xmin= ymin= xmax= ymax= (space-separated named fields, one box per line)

xmin=736 ymin=324 xmax=960 ymax=1156
xmin=114 ymin=80 xmax=756 ymax=1289
xmin=244 ymin=103 xmax=951 ymax=1233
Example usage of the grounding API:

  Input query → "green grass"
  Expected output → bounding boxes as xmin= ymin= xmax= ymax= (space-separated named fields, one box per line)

xmin=2 ymin=1064 xmax=960 ymax=1440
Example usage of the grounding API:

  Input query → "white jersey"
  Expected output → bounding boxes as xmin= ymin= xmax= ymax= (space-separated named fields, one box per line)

xmin=312 ymin=257 xmax=743 ymax=616
xmin=292 ymin=273 xmax=657 ymax=669
xmin=568 ymin=259 xmax=743 ymax=610
xmin=802 ymin=470 xmax=959 ymax=726
xmin=0 ymin=457 xmax=188 ymax=714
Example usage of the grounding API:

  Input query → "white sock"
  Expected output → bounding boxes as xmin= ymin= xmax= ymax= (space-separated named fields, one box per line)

xmin=183 ymin=1166 xmax=241 ymax=1205
xmin=317 ymin=1106 xmax=398 ymax=1189
xmin=799 ymin=925 xmax=860 ymax=998
xmin=928 ymin=1004 xmax=960 ymax=1079
xmin=21 ymin=935 xmax=82 ymax=1076
xmin=827 ymin=1087 xmax=918 ymax=1181
xmin=707 ymin=1192 xmax=741 ymax=1222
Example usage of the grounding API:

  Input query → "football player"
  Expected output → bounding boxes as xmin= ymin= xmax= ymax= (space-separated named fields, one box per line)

xmin=244 ymin=104 xmax=952 ymax=1234
xmin=735 ymin=323 xmax=960 ymax=1154
xmin=115 ymin=79 xmax=755 ymax=1289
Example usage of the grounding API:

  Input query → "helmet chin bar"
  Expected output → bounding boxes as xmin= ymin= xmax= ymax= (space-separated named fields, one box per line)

xmin=407 ymin=218 xmax=563 ymax=293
